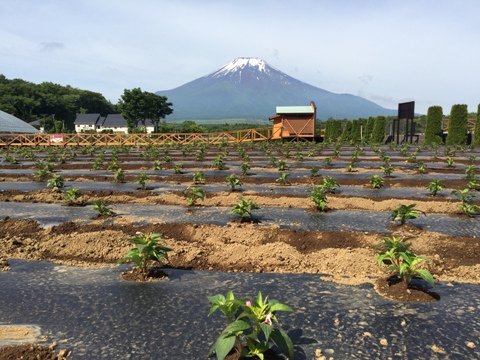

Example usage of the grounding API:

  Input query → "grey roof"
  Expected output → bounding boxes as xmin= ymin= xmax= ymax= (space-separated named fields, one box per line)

xmin=102 ymin=114 xmax=127 ymax=127
xmin=0 ymin=110 xmax=40 ymax=133
xmin=74 ymin=113 xmax=101 ymax=125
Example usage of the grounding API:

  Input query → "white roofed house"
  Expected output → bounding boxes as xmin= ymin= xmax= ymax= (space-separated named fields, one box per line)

xmin=100 ymin=114 xmax=156 ymax=134
xmin=74 ymin=113 xmax=156 ymax=134
xmin=74 ymin=113 xmax=102 ymax=133
xmin=100 ymin=114 xmax=129 ymax=134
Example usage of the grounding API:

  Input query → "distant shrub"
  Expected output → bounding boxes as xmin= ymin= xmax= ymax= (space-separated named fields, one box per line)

xmin=446 ymin=104 xmax=468 ymax=145
xmin=364 ymin=116 xmax=375 ymax=143
xmin=474 ymin=103 xmax=480 ymax=146
xmin=424 ymin=106 xmax=444 ymax=145
xmin=370 ymin=116 xmax=387 ymax=144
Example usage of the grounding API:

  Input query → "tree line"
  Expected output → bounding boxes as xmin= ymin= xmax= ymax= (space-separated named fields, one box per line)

xmin=0 ymin=74 xmax=117 ymax=133
xmin=322 ymin=103 xmax=480 ymax=146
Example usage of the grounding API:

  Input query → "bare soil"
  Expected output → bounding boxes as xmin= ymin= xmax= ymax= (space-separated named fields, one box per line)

xmin=0 ymin=343 xmax=70 ymax=360
xmin=0 ymin=190 xmax=479 ymax=287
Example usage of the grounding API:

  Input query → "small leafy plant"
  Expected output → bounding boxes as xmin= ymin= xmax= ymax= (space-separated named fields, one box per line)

xmin=183 ymin=186 xmax=205 ymax=206
xmin=467 ymin=176 xmax=480 ymax=191
xmin=92 ymin=158 xmax=104 ymax=170
xmin=390 ymin=204 xmax=426 ymax=225
xmin=310 ymin=186 xmax=328 ymax=211
xmin=152 ymin=160 xmax=163 ymax=170
xmin=134 ymin=172 xmax=150 ymax=190
xmin=445 ymin=157 xmax=455 ymax=167
xmin=276 ymin=172 xmax=290 ymax=186
xmin=345 ymin=160 xmax=356 ymax=172
xmin=34 ymin=168 xmax=50 ymax=182
xmin=173 ymin=163 xmax=183 ymax=174
xmin=451 ymin=189 xmax=480 ymax=217
xmin=322 ymin=176 xmax=339 ymax=193
xmin=192 ymin=171 xmax=206 ymax=184
xmin=407 ymin=153 xmax=417 ymax=163
xmin=213 ymin=155 xmax=224 ymax=170
xmin=368 ymin=175 xmax=384 ymax=189
xmin=226 ymin=173 xmax=242 ymax=191
xmin=380 ymin=164 xmax=394 ymax=177
xmin=208 ymin=291 xmax=294 ymax=360
xmin=427 ymin=179 xmax=443 ymax=196
xmin=92 ymin=199 xmax=113 ymax=216
xmin=114 ymin=168 xmax=125 ymax=183
xmin=323 ymin=157 xmax=333 ymax=165
xmin=295 ymin=152 xmax=303 ymax=161
xmin=230 ymin=198 xmax=259 ymax=221
xmin=195 ymin=150 xmax=204 ymax=161
xmin=46 ymin=174 xmax=65 ymax=189
xmin=277 ymin=160 xmax=288 ymax=171
xmin=415 ymin=161 xmax=427 ymax=173
xmin=376 ymin=234 xmax=434 ymax=289
xmin=64 ymin=187 xmax=82 ymax=205
xmin=309 ymin=166 xmax=319 ymax=177
xmin=117 ymin=232 xmax=171 ymax=279
xmin=268 ymin=156 xmax=277 ymax=167
xmin=107 ymin=160 xmax=119 ymax=171
xmin=241 ymin=162 xmax=251 ymax=176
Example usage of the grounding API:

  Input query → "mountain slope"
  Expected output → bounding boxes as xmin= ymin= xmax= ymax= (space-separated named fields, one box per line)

xmin=156 ymin=58 xmax=396 ymax=120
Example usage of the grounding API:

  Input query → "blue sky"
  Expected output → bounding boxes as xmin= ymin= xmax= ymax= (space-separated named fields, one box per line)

xmin=1 ymin=0 xmax=479 ymax=115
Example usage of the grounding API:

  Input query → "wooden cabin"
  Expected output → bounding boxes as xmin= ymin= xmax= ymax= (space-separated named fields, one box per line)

xmin=269 ymin=101 xmax=316 ymax=140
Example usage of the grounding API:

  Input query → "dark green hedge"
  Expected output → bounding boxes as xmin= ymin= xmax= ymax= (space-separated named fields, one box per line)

xmin=474 ymin=104 xmax=480 ymax=146
xmin=424 ymin=106 xmax=443 ymax=145
xmin=370 ymin=116 xmax=386 ymax=144
xmin=446 ymin=104 xmax=468 ymax=145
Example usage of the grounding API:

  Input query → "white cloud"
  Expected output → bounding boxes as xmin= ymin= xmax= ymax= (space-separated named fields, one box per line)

xmin=1 ymin=0 xmax=479 ymax=115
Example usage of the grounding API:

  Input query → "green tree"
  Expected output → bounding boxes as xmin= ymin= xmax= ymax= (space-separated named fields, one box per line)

xmin=54 ymin=120 xmax=63 ymax=133
xmin=474 ymin=104 xmax=480 ymax=146
xmin=148 ymin=92 xmax=173 ymax=132
xmin=446 ymin=104 xmax=468 ymax=145
xmin=341 ymin=121 xmax=353 ymax=143
xmin=364 ymin=116 xmax=375 ymax=143
xmin=157 ymin=120 xmax=176 ymax=133
xmin=424 ymin=106 xmax=443 ymax=145
xmin=177 ymin=120 xmax=207 ymax=133
xmin=370 ymin=116 xmax=387 ymax=144
xmin=119 ymin=88 xmax=173 ymax=132
xmin=324 ymin=119 xmax=342 ymax=142
xmin=351 ymin=119 xmax=363 ymax=144
xmin=0 ymin=75 xmax=115 ymax=130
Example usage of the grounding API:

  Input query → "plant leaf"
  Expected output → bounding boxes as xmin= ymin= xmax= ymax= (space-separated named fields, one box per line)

xmin=224 ymin=319 xmax=251 ymax=333
xmin=259 ymin=323 xmax=273 ymax=341
xmin=270 ymin=328 xmax=294 ymax=360
xmin=209 ymin=332 xmax=236 ymax=360
xmin=416 ymin=269 xmax=435 ymax=287
xmin=269 ymin=302 xmax=294 ymax=313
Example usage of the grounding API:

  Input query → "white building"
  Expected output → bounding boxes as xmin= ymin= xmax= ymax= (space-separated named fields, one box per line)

xmin=74 ymin=114 xmax=155 ymax=134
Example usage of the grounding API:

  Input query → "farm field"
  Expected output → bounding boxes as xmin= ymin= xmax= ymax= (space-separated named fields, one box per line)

xmin=0 ymin=140 xmax=480 ymax=359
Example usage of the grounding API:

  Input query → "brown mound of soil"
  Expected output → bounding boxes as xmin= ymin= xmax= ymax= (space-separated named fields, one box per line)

xmin=0 ymin=343 xmax=70 ymax=360
xmin=120 ymin=266 xmax=169 ymax=282
xmin=374 ymin=277 xmax=440 ymax=302
xmin=224 ymin=348 xmax=283 ymax=360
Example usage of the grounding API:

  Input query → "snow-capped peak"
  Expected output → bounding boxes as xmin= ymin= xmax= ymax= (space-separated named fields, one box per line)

xmin=209 ymin=57 xmax=269 ymax=78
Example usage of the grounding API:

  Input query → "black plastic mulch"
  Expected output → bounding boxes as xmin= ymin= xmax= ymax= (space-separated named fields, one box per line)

xmin=1 ymin=260 xmax=479 ymax=359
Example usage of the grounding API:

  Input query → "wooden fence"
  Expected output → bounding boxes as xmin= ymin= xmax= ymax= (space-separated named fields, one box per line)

xmin=0 ymin=128 xmax=275 ymax=147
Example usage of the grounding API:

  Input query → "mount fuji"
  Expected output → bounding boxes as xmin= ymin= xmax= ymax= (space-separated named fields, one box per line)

xmin=156 ymin=57 xmax=396 ymax=121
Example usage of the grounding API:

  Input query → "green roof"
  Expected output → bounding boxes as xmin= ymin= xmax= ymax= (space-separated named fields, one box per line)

xmin=276 ymin=106 xmax=314 ymax=114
